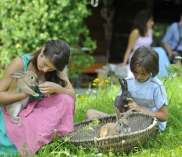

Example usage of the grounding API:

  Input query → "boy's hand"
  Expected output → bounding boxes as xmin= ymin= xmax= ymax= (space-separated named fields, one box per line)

xmin=127 ymin=98 xmax=143 ymax=112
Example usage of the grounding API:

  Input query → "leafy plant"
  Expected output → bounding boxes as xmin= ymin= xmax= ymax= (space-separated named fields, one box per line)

xmin=152 ymin=24 xmax=169 ymax=47
xmin=0 ymin=0 xmax=96 ymax=78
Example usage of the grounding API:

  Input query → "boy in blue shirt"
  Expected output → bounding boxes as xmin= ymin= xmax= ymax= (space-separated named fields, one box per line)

xmin=86 ymin=46 xmax=168 ymax=132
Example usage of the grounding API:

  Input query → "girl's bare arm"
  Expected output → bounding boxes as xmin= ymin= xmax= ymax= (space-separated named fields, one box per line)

xmin=0 ymin=57 xmax=28 ymax=105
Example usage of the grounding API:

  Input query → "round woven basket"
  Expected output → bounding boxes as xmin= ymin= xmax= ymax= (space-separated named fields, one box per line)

xmin=70 ymin=112 xmax=159 ymax=155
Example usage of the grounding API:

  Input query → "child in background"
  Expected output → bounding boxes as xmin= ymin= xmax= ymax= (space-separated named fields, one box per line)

xmin=86 ymin=46 xmax=168 ymax=132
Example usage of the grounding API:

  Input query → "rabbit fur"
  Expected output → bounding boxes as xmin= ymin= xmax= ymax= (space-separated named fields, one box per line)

xmin=114 ymin=78 xmax=132 ymax=113
xmin=5 ymin=71 xmax=40 ymax=123
xmin=96 ymin=107 xmax=132 ymax=138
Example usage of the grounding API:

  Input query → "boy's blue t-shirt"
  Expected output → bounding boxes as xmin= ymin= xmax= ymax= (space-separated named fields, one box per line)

xmin=117 ymin=76 xmax=168 ymax=132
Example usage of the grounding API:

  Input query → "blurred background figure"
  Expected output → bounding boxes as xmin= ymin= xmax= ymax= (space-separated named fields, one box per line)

xmin=97 ymin=9 xmax=170 ymax=80
xmin=117 ymin=10 xmax=154 ymax=76
xmin=162 ymin=12 xmax=182 ymax=65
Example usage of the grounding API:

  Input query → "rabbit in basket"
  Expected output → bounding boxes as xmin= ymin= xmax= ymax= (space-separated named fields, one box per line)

xmin=5 ymin=71 xmax=40 ymax=123
xmin=96 ymin=106 xmax=132 ymax=138
xmin=114 ymin=78 xmax=132 ymax=113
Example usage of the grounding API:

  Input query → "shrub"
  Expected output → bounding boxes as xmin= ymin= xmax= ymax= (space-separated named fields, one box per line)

xmin=0 ymin=0 xmax=96 ymax=78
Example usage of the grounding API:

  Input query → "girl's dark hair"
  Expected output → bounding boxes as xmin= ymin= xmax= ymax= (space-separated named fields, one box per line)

xmin=132 ymin=10 xmax=153 ymax=36
xmin=30 ymin=39 xmax=70 ymax=87
xmin=130 ymin=46 xmax=159 ymax=77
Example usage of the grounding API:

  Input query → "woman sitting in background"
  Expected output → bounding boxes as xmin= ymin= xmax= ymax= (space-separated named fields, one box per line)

xmin=117 ymin=10 xmax=154 ymax=76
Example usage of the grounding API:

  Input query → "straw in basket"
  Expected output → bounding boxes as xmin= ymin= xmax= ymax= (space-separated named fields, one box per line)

xmin=70 ymin=112 xmax=159 ymax=155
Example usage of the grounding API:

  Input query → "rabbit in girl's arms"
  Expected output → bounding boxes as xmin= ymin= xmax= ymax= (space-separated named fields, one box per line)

xmin=96 ymin=107 xmax=132 ymax=138
xmin=5 ymin=71 xmax=40 ymax=123
xmin=114 ymin=78 xmax=132 ymax=113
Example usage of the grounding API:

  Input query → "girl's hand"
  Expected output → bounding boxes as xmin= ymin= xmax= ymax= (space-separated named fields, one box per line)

xmin=38 ymin=81 xmax=59 ymax=95
xmin=127 ymin=98 xmax=143 ymax=112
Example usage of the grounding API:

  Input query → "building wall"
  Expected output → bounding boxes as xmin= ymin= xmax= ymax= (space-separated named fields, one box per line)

xmin=85 ymin=0 xmax=182 ymax=63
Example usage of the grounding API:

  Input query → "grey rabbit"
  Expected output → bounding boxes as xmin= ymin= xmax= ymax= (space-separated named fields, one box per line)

xmin=96 ymin=106 xmax=132 ymax=138
xmin=5 ymin=71 xmax=40 ymax=123
xmin=114 ymin=78 xmax=132 ymax=113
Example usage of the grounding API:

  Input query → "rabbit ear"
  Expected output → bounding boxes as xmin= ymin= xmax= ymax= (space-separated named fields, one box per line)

xmin=113 ymin=106 xmax=122 ymax=120
xmin=122 ymin=79 xmax=128 ymax=90
xmin=123 ymin=109 xmax=132 ymax=119
xmin=118 ymin=78 xmax=125 ymax=91
xmin=10 ymin=72 xmax=26 ymax=78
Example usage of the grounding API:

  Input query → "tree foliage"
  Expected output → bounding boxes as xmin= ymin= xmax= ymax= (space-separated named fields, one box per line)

xmin=0 ymin=0 xmax=96 ymax=78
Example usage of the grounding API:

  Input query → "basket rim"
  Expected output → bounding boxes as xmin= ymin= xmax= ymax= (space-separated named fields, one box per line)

xmin=71 ymin=112 xmax=158 ymax=142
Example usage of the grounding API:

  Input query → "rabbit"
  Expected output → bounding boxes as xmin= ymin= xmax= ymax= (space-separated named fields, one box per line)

xmin=96 ymin=106 xmax=132 ymax=138
xmin=5 ymin=71 xmax=40 ymax=123
xmin=114 ymin=78 xmax=132 ymax=113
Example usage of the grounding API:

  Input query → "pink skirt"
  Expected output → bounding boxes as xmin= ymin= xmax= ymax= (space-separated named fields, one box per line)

xmin=2 ymin=94 xmax=75 ymax=156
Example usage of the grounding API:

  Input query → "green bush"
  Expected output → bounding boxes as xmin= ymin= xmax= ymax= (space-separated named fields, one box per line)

xmin=0 ymin=0 xmax=96 ymax=78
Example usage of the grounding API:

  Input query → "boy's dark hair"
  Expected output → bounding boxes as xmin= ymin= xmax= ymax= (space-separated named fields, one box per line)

xmin=130 ymin=46 xmax=159 ymax=77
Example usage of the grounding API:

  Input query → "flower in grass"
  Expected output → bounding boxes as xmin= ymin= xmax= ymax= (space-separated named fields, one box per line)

xmin=81 ymin=96 xmax=86 ymax=102
xmin=175 ymin=56 xmax=182 ymax=59
xmin=86 ymin=89 xmax=92 ymax=94
xmin=99 ymin=81 xmax=104 ymax=87
xmin=77 ymin=94 xmax=86 ymax=102
xmin=113 ymin=85 xmax=116 ymax=88
xmin=92 ymin=82 xmax=97 ymax=87
xmin=97 ymin=153 xmax=102 ymax=157
xmin=100 ymin=91 xmax=104 ymax=94
xmin=170 ymin=150 xmax=175 ymax=156
xmin=141 ymin=150 xmax=146 ymax=155
xmin=105 ymin=79 xmax=110 ymax=83
xmin=151 ymin=154 xmax=155 ymax=157
xmin=109 ymin=152 xmax=113 ymax=156
xmin=93 ymin=78 xmax=99 ymax=83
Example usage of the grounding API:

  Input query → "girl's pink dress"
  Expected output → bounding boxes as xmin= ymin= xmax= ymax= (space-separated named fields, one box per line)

xmin=3 ymin=94 xmax=75 ymax=156
xmin=2 ymin=54 xmax=75 ymax=156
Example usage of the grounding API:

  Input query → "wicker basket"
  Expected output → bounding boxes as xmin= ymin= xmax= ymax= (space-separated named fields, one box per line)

xmin=70 ymin=112 xmax=159 ymax=155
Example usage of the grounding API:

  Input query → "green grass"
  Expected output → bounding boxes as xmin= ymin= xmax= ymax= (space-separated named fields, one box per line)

xmin=8 ymin=65 xmax=182 ymax=157
xmin=35 ymin=76 xmax=182 ymax=157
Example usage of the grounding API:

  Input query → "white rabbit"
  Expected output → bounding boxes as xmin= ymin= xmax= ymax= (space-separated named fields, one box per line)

xmin=96 ymin=107 xmax=132 ymax=138
xmin=5 ymin=71 xmax=40 ymax=123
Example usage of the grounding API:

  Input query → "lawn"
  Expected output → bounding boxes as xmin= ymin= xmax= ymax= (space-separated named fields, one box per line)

xmin=10 ymin=64 xmax=182 ymax=157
